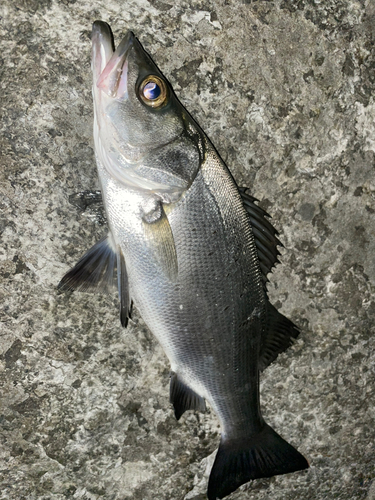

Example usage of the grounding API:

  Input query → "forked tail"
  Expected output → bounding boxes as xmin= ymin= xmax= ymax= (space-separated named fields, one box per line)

xmin=207 ymin=423 xmax=308 ymax=499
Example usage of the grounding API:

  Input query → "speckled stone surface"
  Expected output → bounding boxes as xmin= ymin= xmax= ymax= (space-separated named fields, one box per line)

xmin=1 ymin=1 xmax=374 ymax=499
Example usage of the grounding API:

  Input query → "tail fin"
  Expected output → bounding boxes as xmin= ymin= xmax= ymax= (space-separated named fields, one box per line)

xmin=207 ymin=423 xmax=308 ymax=500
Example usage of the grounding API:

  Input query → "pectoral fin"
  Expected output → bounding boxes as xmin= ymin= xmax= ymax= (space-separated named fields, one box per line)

xmin=142 ymin=205 xmax=178 ymax=282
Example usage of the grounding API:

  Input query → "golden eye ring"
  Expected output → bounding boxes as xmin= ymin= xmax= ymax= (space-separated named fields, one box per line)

xmin=139 ymin=75 xmax=168 ymax=108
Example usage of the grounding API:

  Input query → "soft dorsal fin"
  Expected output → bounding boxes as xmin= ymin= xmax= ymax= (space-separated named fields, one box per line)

xmin=239 ymin=187 xmax=282 ymax=287
xmin=170 ymin=372 xmax=206 ymax=420
xmin=259 ymin=302 xmax=300 ymax=371
xmin=58 ymin=232 xmax=132 ymax=327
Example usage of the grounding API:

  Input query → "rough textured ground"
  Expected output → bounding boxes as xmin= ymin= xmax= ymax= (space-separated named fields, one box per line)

xmin=1 ymin=0 xmax=374 ymax=499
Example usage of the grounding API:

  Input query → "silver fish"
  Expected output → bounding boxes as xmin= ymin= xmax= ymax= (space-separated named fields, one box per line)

xmin=59 ymin=21 xmax=308 ymax=499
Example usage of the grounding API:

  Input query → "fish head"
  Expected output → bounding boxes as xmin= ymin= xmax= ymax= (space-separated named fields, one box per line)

xmin=92 ymin=21 xmax=203 ymax=198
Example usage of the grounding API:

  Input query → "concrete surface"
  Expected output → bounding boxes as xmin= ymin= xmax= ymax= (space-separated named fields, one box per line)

xmin=0 ymin=0 xmax=374 ymax=499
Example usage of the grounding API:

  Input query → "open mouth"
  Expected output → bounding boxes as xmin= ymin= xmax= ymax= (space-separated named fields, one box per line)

xmin=92 ymin=21 xmax=135 ymax=99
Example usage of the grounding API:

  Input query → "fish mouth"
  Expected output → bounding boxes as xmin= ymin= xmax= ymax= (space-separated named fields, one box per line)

xmin=92 ymin=21 xmax=135 ymax=99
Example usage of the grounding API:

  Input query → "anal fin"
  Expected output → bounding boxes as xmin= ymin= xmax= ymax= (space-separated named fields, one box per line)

xmin=170 ymin=372 xmax=206 ymax=420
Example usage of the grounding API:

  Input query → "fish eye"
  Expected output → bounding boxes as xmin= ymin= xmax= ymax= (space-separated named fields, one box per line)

xmin=139 ymin=75 xmax=168 ymax=108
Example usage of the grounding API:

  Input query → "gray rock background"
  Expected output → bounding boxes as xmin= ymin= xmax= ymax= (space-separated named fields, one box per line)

xmin=0 ymin=0 xmax=374 ymax=499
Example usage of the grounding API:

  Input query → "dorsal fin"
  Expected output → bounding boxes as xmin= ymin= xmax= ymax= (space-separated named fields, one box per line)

xmin=259 ymin=302 xmax=300 ymax=371
xmin=239 ymin=187 xmax=282 ymax=288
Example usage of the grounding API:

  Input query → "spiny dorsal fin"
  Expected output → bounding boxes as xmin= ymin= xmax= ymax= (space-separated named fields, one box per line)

xmin=259 ymin=302 xmax=300 ymax=371
xmin=239 ymin=187 xmax=282 ymax=288
xmin=58 ymin=233 xmax=116 ymax=293
xmin=170 ymin=372 xmax=206 ymax=420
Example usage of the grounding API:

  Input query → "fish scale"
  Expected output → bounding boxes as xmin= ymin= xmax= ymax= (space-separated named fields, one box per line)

xmin=59 ymin=21 xmax=309 ymax=500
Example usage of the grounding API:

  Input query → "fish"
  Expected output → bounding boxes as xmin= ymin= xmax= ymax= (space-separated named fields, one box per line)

xmin=58 ymin=21 xmax=309 ymax=499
